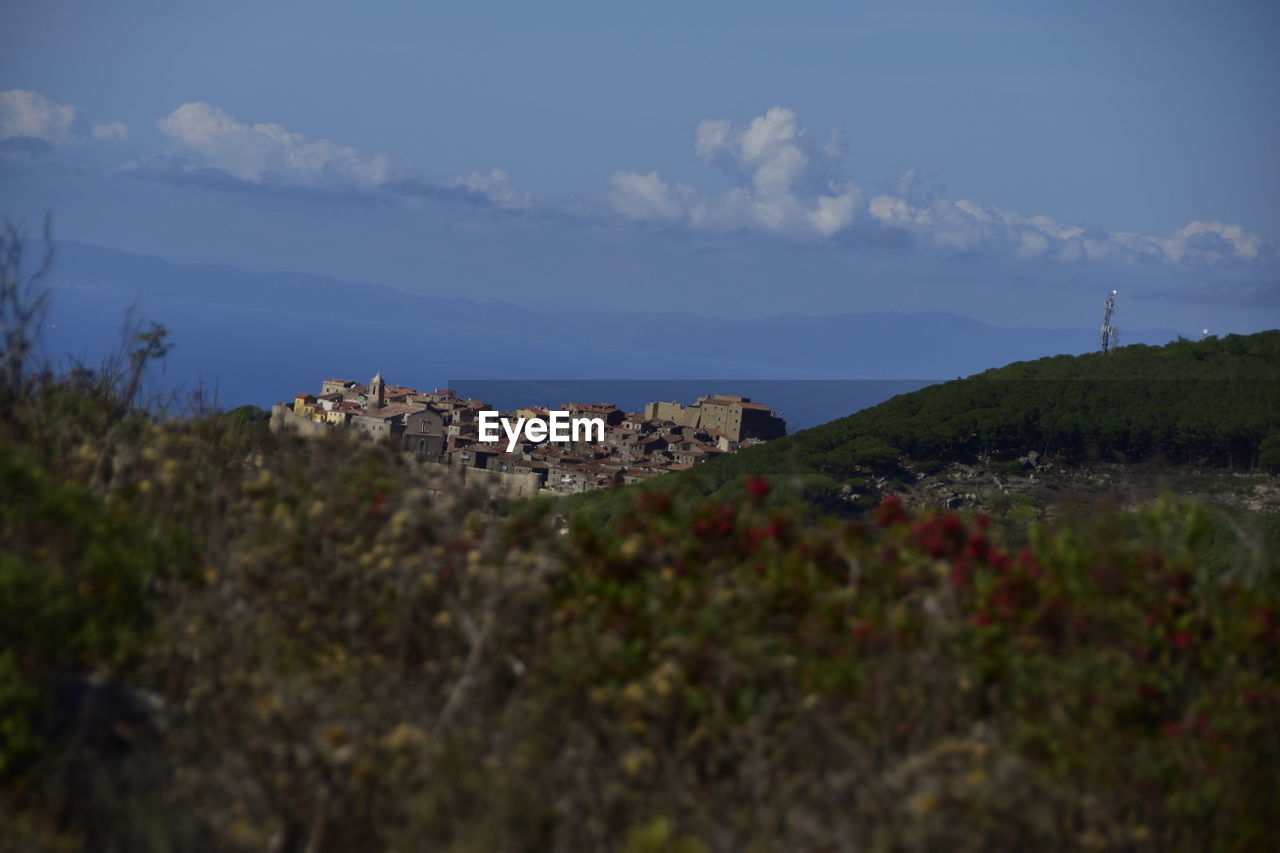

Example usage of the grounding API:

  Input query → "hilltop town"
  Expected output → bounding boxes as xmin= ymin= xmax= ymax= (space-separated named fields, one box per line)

xmin=271 ymin=372 xmax=786 ymax=494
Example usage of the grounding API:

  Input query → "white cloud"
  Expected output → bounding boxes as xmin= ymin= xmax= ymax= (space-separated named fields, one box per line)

xmin=0 ymin=90 xmax=77 ymax=144
xmin=864 ymin=196 xmax=1270 ymax=268
xmin=809 ymin=182 xmax=862 ymax=237
xmin=157 ymin=102 xmax=396 ymax=187
xmin=449 ymin=169 xmax=532 ymax=211
xmin=611 ymin=106 xmax=858 ymax=239
xmin=610 ymin=106 xmax=1273 ymax=270
xmin=0 ymin=89 xmax=129 ymax=147
xmin=1161 ymin=221 xmax=1262 ymax=262
xmin=91 ymin=121 xmax=129 ymax=142
xmin=152 ymin=102 xmax=538 ymax=212
xmin=0 ymin=89 xmax=119 ymax=146
xmin=608 ymin=171 xmax=693 ymax=223
xmin=867 ymin=195 xmax=1010 ymax=254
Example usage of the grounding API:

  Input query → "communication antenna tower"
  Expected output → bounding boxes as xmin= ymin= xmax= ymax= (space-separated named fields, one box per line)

xmin=1100 ymin=289 xmax=1119 ymax=353
xmin=1201 ymin=328 xmax=1210 ymax=341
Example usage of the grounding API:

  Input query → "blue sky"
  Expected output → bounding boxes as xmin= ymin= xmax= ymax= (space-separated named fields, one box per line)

xmin=2 ymin=0 xmax=1277 ymax=333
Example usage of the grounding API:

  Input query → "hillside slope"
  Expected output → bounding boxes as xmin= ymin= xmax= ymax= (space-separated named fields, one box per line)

xmin=573 ymin=331 xmax=1280 ymax=519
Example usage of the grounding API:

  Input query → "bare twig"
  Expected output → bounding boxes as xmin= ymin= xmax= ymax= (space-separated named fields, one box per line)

xmin=0 ymin=214 xmax=54 ymax=400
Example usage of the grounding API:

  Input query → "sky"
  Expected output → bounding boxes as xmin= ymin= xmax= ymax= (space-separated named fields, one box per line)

xmin=2 ymin=0 xmax=1278 ymax=334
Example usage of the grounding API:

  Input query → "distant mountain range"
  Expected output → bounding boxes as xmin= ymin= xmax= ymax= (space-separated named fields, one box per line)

xmin=36 ymin=240 xmax=1178 ymax=426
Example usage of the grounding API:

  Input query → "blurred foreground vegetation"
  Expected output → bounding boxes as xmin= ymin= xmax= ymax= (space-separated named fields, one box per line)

xmin=2 ymin=229 xmax=1278 ymax=850
xmin=1 ymin=372 xmax=1277 ymax=851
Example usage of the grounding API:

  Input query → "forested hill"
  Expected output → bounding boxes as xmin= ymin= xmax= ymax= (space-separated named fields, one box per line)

xmin=604 ymin=331 xmax=1280 ymax=509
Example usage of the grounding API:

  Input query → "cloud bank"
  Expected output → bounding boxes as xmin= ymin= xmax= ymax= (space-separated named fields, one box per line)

xmin=5 ymin=90 xmax=1273 ymax=292
xmin=1 ymin=92 xmax=540 ymax=214
xmin=862 ymin=195 xmax=1266 ymax=269
xmin=150 ymin=102 xmax=530 ymax=212
xmin=609 ymin=107 xmax=1274 ymax=272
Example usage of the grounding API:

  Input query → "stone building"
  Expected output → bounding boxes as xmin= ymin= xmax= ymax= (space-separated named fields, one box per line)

xmin=643 ymin=394 xmax=785 ymax=442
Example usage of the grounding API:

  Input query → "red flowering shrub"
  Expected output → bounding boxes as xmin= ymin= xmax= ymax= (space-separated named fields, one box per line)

xmin=875 ymin=494 xmax=909 ymax=527
xmin=551 ymin=489 xmax=1280 ymax=848
xmin=745 ymin=474 xmax=771 ymax=499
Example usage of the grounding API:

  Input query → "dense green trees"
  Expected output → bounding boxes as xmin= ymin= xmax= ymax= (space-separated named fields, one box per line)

xmin=837 ymin=332 xmax=1280 ymax=467
xmin=638 ymin=332 xmax=1280 ymax=508
xmin=1261 ymin=433 xmax=1280 ymax=473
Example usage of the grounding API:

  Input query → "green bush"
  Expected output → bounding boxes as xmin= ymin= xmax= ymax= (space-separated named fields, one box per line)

xmin=913 ymin=459 xmax=945 ymax=476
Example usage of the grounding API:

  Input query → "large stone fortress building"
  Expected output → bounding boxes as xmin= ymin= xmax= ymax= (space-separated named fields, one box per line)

xmin=272 ymin=374 xmax=786 ymax=495
xmin=643 ymin=394 xmax=786 ymax=443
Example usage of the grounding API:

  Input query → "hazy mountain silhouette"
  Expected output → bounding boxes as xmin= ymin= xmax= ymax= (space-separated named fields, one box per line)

xmin=38 ymin=240 xmax=1177 ymax=424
